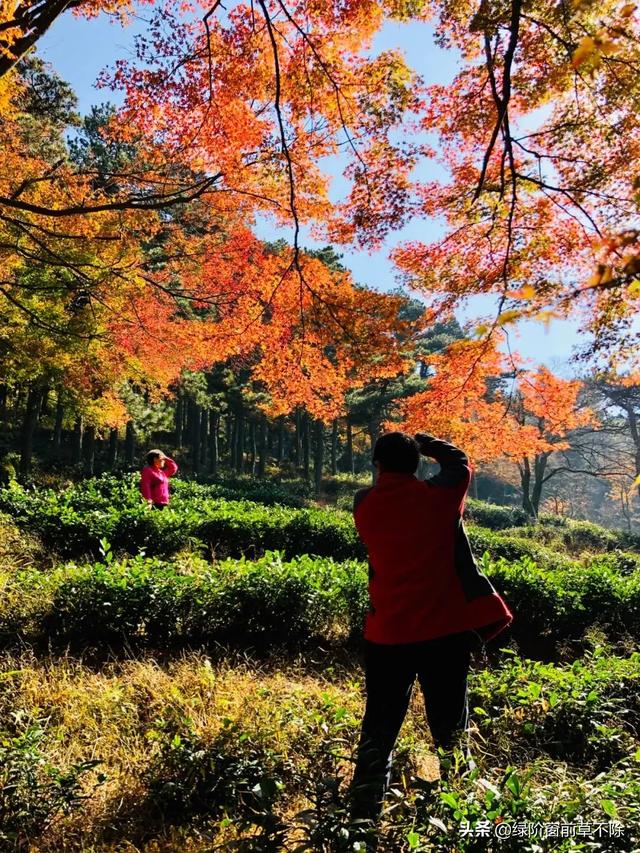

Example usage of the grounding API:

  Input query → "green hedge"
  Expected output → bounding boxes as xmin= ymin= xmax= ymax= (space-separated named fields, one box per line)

xmin=485 ymin=553 xmax=640 ymax=655
xmin=464 ymin=498 xmax=529 ymax=530
xmin=0 ymin=481 xmax=363 ymax=561
xmin=0 ymin=552 xmax=368 ymax=652
xmin=511 ymin=514 xmax=640 ymax=554
xmin=0 ymin=479 xmax=635 ymax=570
xmin=2 ymin=550 xmax=639 ymax=656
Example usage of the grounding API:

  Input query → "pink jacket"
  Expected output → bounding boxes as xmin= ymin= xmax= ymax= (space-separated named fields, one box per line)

xmin=140 ymin=457 xmax=178 ymax=505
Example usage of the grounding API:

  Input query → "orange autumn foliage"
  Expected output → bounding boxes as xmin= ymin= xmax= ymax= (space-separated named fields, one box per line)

xmin=395 ymin=341 xmax=596 ymax=465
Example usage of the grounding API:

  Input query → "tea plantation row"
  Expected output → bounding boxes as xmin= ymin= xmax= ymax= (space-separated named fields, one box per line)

xmin=2 ymin=481 xmax=639 ymax=571
xmin=2 ymin=550 xmax=639 ymax=657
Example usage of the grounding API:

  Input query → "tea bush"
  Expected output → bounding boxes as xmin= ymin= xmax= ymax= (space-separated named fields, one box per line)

xmin=470 ymin=646 xmax=640 ymax=768
xmin=464 ymin=499 xmax=529 ymax=530
xmin=144 ymin=712 xmax=288 ymax=840
xmin=2 ymin=648 xmax=639 ymax=851
xmin=405 ymin=753 xmax=640 ymax=851
xmin=466 ymin=528 xmax=575 ymax=571
xmin=2 ymin=479 xmax=636 ymax=571
xmin=509 ymin=515 xmax=640 ymax=555
xmin=2 ymin=551 xmax=639 ymax=655
xmin=486 ymin=554 xmax=640 ymax=654
xmin=0 ymin=719 xmax=101 ymax=848
xmin=1 ymin=553 xmax=368 ymax=652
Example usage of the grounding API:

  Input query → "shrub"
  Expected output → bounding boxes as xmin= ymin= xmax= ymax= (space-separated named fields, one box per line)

xmin=0 ymin=720 xmax=101 ymax=847
xmin=144 ymin=712 xmax=287 ymax=837
xmin=2 ymin=478 xmax=634 ymax=568
xmin=469 ymin=647 xmax=640 ymax=768
xmin=3 ymin=548 xmax=640 ymax=657
xmin=466 ymin=528 xmax=575 ymax=571
xmin=5 ymin=553 xmax=367 ymax=652
xmin=487 ymin=554 xmax=640 ymax=653
xmin=172 ymin=477 xmax=311 ymax=508
xmin=560 ymin=519 xmax=619 ymax=554
xmin=464 ymin=499 xmax=529 ymax=530
xmin=586 ymin=551 xmax=640 ymax=576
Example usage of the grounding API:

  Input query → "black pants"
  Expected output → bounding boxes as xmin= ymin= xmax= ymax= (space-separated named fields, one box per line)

xmin=349 ymin=630 xmax=474 ymax=823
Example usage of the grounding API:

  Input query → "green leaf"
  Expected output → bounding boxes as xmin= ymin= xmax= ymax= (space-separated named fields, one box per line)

xmin=407 ymin=830 xmax=420 ymax=849
xmin=440 ymin=792 xmax=459 ymax=809
xmin=505 ymin=774 xmax=521 ymax=796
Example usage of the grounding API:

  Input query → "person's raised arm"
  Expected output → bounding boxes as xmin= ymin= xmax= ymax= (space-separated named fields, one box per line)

xmin=414 ymin=433 xmax=471 ymax=492
xmin=163 ymin=457 xmax=178 ymax=477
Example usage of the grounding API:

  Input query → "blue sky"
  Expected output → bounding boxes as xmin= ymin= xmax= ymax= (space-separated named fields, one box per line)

xmin=38 ymin=8 xmax=581 ymax=373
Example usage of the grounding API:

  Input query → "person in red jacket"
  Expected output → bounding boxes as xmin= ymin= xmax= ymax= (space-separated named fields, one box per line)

xmin=348 ymin=431 xmax=512 ymax=835
xmin=139 ymin=449 xmax=178 ymax=510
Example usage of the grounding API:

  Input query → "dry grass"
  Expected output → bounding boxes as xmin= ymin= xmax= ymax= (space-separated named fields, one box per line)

xmin=1 ymin=651 xmax=441 ymax=851
xmin=0 ymin=512 xmax=46 ymax=571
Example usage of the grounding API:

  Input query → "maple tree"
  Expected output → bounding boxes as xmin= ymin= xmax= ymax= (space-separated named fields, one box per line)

xmin=122 ymin=226 xmax=412 ymax=416
xmin=3 ymin=0 xmax=640 ymax=501
xmin=3 ymin=2 xmax=639 ymax=364
xmin=0 ymin=49 xmax=415 ymax=475
xmin=511 ymin=366 xmax=598 ymax=516
xmin=0 ymin=1 xmax=148 ymax=79
xmin=396 ymin=339 xmax=598 ymax=515
xmin=592 ymin=372 xmax=640 ymax=501
xmin=392 ymin=0 xmax=640 ymax=370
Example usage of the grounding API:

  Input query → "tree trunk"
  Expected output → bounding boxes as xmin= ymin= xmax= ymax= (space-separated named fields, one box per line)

xmin=230 ymin=414 xmax=238 ymax=471
xmin=182 ymin=395 xmax=189 ymax=443
xmin=175 ymin=390 xmax=183 ymax=448
xmin=0 ymin=384 xmax=7 ymax=428
xmin=520 ymin=457 xmax=536 ymax=516
xmin=369 ymin=420 xmax=381 ymax=484
xmin=293 ymin=408 xmax=302 ymax=468
xmin=258 ymin=416 xmax=267 ymax=478
xmin=14 ymin=387 xmax=25 ymax=422
xmin=108 ymin=428 xmax=118 ymax=469
xmin=191 ymin=402 xmax=201 ymax=474
xmin=302 ymin=410 xmax=310 ymax=482
xmin=345 ymin=419 xmax=354 ymax=475
xmin=84 ymin=425 xmax=95 ymax=477
xmin=200 ymin=407 xmax=208 ymax=469
xmin=314 ymin=418 xmax=325 ymax=496
xmin=40 ymin=387 xmax=50 ymax=419
xmin=249 ymin=419 xmax=257 ymax=476
xmin=236 ymin=408 xmax=245 ymax=474
xmin=52 ymin=396 xmax=64 ymax=457
xmin=531 ymin=452 xmax=549 ymax=516
xmin=209 ymin=411 xmax=219 ymax=478
xmin=19 ymin=386 xmax=42 ymax=477
xmin=331 ymin=419 xmax=338 ymax=476
xmin=185 ymin=397 xmax=194 ymax=444
xmin=73 ymin=416 xmax=84 ymax=466
xmin=277 ymin=416 xmax=285 ymax=466
xmin=225 ymin=412 xmax=233 ymax=461
xmin=124 ymin=420 xmax=135 ymax=465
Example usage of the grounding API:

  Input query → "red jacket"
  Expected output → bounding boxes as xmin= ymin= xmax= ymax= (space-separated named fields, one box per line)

xmin=140 ymin=457 xmax=178 ymax=505
xmin=353 ymin=435 xmax=512 ymax=645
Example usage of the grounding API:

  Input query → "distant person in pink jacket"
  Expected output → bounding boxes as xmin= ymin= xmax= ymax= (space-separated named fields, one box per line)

xmin=140 ymin=450 xmax=178 ymax=510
